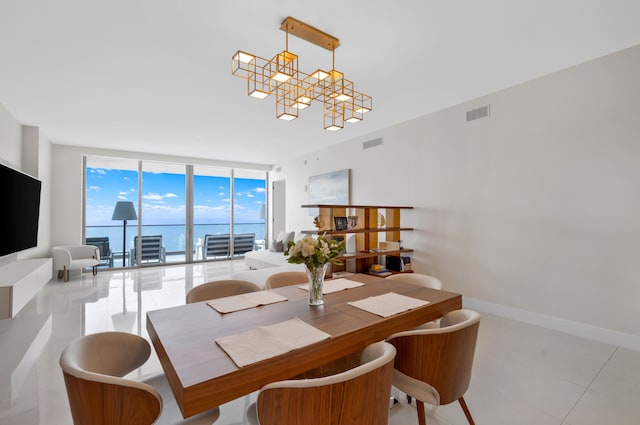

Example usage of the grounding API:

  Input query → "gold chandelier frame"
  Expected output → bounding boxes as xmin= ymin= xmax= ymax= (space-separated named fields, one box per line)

xmin=232 ymin=16 xmax=372 ymax=131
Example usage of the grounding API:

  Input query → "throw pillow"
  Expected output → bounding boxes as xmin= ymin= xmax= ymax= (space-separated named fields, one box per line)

xmin=269 ymin=240 xmax=284 ymax=252
xmin=276 ymin=231 xmax=295 ymax=245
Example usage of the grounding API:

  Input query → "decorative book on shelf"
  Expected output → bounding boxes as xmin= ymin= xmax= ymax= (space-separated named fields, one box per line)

xmin=301 ymin=204 xmax=414 ymax=274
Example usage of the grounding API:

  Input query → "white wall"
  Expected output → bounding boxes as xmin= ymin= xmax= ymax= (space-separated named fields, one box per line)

xmin=0 ymin=102 xmax=22 ymax=166
xmin=0 ymin=103 xmax=52 ymax=262
xmin=272 ymin=44 xmax=640 ymax=347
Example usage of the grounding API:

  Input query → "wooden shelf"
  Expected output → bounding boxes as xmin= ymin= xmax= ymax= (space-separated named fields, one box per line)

xmin=302 ymin=227 xmax=414 ymax=235
xmin=302 ymin=204 xmax=413 ymax=210
xmin=338 ymin=249 xmax=414 ymax=261
xmin=300 ymin=203 xmax=413 ymax=274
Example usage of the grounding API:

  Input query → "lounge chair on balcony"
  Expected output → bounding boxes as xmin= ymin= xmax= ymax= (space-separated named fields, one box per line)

xmin=233 ymin=233 xmax=255 ymax=256
xmin=85 ymin=237 xmax=113 ymax=268
xmin=202 ymin=234 xmax=230 ymax=259
xmin=130 ymin=235 xmax=166 ymax=266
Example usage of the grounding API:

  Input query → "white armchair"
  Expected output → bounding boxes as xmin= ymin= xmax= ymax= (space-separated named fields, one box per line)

xmin=52 ymin=245 xmax=100 ymax=282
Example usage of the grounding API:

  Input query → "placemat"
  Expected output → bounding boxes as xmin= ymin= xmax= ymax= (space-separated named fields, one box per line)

xmin=207 ymin=290 xmax=287 ymax=314
xmin=297 ymin=277 xmax=364 ymax=294
xmin=347 ymin=292 xmax=429 ymax=317
xmin=215 ymin=317 xmax=331 ymax=367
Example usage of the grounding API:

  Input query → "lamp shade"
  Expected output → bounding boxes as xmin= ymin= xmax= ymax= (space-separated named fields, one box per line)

xmin=112 ymin=201 xmax=137 ymax=221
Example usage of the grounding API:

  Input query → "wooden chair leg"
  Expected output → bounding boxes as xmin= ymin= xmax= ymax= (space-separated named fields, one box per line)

xmin=458 ymin=397 xmax=475 ymax=425
xmin=63 ymin=266 xmax=68 ymax=282
xmin=92 ymin=265 xmax=97 ymax=275
xmin=416 ymin=400 xmax=427 ymax=425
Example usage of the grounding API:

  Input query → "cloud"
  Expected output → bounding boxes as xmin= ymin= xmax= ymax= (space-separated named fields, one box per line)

xmin=255 ymin=187 xmax=266 ymax=193
xmin=89 ymin=185 xmax=101 ymax=191
xmin=165 ymin=193 xmax=178 ymax=198
xmin=143 ymin=193 xmax=164 ymax=201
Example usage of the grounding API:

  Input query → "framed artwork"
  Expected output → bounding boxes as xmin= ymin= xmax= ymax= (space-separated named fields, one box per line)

xmin=348 ymin=215 xmax=358 ymax=229
xmin=334 ymin=216 xmax=348 ymax=230
xmin=307 ymin=169 xmax=350 ymax=215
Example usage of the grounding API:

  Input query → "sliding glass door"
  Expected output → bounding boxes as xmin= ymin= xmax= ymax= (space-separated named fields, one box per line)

xmin=85 ymin=156 xmax=139 ymax=269
xmin=85 ymin=156 xmax=267 ymax=268
xmin=136 ymin=161 xmax=186 ymax=266
xmin=193 ymin=165 xmax=232 ymax=261
xmin=233 ymin=170 xmax=267 ymax=254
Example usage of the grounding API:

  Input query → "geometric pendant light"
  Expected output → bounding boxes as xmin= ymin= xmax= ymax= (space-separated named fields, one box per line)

xmin=232 ymin=16 xmax=372 ymax=131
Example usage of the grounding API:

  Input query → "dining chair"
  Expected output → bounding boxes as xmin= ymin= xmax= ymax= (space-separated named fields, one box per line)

xmin=59 ymin=331 xmax=220 ymax=425
xmin=264 ymin=271 xmax=308 ymax=289
xmin=386 ymin=273 xmax=444 ymax=331
xmin=384 ymin=273 xmax=443 ymax=290
xmin=386 ymin=309 xmax=481 ymax=425
xmin=186 ymin=279 xmax=261 ymax=303
xmin=245 ymin=341 xmax=396 ymax=425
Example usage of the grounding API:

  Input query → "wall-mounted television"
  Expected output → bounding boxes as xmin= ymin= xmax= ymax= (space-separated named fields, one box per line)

xmin=0 ymin=162 xmax=42 ymax=257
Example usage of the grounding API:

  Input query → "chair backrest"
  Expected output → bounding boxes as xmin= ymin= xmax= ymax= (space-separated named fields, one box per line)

xmin=387 ymin=309 xmax=480 ymax=406
xmin=59 ymin=331 xmax=162 ymax=425
xmin=264 ymin=271 xmax=308 ymax=289
xmin=186 ymin=279 xmax=262 ymax=303
xmin=254 ymin=341 xmax=396 ymax=425
xmin=133 ymin=235 xmax=165 ymax=263
xmin=86 ymin=237 xmax=111 ymax=259
xmin=202 ymin=234 xmax=230 ymax=259
xmin=385 ymin=272 xmax=443 ymax=290
xmin=233 ymin=233 xmax=255 ymax=256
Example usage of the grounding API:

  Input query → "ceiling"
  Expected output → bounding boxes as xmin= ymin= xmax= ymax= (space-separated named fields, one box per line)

xmin=1 ymin=1 xmax=640 ymax=166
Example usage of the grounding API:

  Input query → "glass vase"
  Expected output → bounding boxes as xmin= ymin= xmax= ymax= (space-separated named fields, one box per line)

xmin=305 ymin=263 xmax=329 ymax=306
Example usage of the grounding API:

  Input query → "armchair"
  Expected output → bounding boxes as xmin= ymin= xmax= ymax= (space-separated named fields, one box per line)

xmin=52 ymin=245 xmax=100 ymax=282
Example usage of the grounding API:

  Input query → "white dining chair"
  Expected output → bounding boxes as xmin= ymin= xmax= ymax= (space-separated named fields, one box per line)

xmin=384 ymin=273 xmax=443 ymax=290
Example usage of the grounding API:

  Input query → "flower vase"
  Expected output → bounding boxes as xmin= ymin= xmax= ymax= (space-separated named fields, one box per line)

xmin=305 ymin=263 xmax=329 ymax=306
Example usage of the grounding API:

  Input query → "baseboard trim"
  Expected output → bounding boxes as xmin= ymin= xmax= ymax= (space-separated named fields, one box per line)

xmin=463 ymin=297 xmax=640 ymax=351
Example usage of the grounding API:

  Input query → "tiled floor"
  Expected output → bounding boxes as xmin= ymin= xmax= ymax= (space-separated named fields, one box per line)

xmin=1 ymin=261 xmax=639 ymax=424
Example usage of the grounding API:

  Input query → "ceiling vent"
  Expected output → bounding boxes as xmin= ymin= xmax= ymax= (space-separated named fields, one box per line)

xmin=363 ymin=138 xmax=383 ymax=150
xmin=466 ymin=105 xmax=490 ymax=122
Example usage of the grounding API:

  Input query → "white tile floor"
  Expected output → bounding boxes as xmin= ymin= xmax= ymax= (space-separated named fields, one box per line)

xmin=1 ymin=261 xmax=639 ymax=425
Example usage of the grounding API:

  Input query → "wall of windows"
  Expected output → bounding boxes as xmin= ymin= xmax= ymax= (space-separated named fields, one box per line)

xmin=84 ymin=156 xmax=267 ymax=269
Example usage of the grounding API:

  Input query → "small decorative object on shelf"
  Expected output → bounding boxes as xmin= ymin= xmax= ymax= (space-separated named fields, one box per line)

xmin=285 ymin=235 xmax=345 ymax=305
xmin=334 ymin=216 xmax=348 ymax=231
xmin=348 ymin=215 xmax=358 ymax=230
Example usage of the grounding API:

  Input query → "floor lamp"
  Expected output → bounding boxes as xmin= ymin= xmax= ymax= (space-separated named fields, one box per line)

xmin=112 ymin=201 xmax=137 ymax=267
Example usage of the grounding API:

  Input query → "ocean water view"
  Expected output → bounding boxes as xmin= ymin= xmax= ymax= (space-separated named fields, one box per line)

xmin=86 ymin=223 xmax=265 ymax=254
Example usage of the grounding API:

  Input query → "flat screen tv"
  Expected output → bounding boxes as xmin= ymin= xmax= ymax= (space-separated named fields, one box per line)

xmin=0 ymin=162 xmax=42 ymax=257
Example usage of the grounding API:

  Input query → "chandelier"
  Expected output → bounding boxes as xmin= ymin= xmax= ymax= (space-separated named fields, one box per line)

xmin=231 ymin=16 xmax=372 ymax=131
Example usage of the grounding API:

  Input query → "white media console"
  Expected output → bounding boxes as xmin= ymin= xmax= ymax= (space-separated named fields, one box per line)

xmin=0 ymin=258 xmax=52 ymax=319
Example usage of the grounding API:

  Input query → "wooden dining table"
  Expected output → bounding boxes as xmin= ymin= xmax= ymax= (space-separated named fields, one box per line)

xmin=146 ymin=274 xmax=462 ymax=418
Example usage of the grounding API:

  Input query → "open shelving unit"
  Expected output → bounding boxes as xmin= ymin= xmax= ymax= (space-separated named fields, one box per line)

xmin=301 ymin=204 xmax=413 ymax=275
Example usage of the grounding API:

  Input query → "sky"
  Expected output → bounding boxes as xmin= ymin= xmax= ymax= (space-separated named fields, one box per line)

xmin=85 ymin=167 xmax=266 ymax=226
